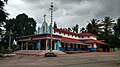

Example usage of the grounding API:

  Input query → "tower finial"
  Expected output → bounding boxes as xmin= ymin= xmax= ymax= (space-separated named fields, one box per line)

xmin=50 ymin=2 xmax=54 ymax=25
xmin=43 ymin=14 xmax=46 ymax=22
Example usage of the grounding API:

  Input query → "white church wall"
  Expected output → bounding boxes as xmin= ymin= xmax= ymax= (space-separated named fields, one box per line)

xmin=53 ymin=31 xmax=79 ymax=39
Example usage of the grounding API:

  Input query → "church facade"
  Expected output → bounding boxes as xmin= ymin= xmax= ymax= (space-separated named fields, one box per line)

xmin=17 ymin=20 xmax=105 ymax=52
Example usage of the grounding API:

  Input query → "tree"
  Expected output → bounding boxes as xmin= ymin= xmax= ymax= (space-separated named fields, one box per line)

xmin=113 ymin=18 xmax=120 ymax=47
xmin=101 ymin=17 xmax=114 ymax=35
xmin=72 ymin=26 xmax=76 ymax=33
xmin=75 ymin=24 xmax=79 ymax=33
xmin=4 ymin=13 xmax=37 ymax=47
xmin=72 ymin=24 xmax=79 ymax=33
xmin=68 ymin=27 xmax=72 ymax=32
xmin=113 ymin=18 xmax=120 ymax=35
xmin=86 ymin=18 xmax=100 ymax=35
xmin=53 ymin=21 xmax=57 ymax=28
xmin=99 ymin=17 xmax=115 ymax=47
xmin=80 ymin=27 xmax=86 ymax=33
xmin=0 ymin=0 xmax=8 ymax=53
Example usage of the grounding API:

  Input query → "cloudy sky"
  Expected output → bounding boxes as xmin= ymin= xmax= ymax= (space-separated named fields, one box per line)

xmin=5 ymin=0 xmax=120 ymax=28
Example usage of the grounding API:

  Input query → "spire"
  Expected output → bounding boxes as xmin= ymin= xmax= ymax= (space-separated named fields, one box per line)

xmin=43 ymin=14 xmax=46 ymax=22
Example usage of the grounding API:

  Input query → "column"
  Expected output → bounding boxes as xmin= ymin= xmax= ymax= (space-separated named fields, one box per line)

xmin=26 ymin=42 xmax=28 ymax=50
xmin=45 ymin=39 xmax=48 ymax=53
xmin=21 ymin=42 xmax=23 ymax=50
xmin=38 ymin=40 xmax=41 ymax=50
xmin=36 ymin=40 xmax=41 ymax=50
xmin=56 ymin=40 xmax=60 ymax=50
xmin=54 ymin=40 xmax=56 ymax=50
xmin=32 ymin=43 xmax=34 ymax=50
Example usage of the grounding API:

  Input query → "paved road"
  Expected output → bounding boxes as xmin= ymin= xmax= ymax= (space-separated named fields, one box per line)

xmin=0 ymin=52 xmax=120 ymax=67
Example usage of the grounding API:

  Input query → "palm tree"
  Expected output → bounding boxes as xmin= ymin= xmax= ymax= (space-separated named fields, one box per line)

xmin=86 ymin=18 xmax=100 ymax=35
xmin=68 ymin=27 xmax=72 ymax=32
xmin=113 ymin=17 xmax=120 ymax=35
xmin=100 ymin=17 xmax=115 ymax=35
xmin=80 ymin=27 xmax=86 ymax=33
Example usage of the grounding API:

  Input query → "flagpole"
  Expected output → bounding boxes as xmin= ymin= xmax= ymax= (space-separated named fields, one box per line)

xmin=50 ymin=2 xmax=53 ymax=52
xmin=44 ymin=2 xmax=57 ymax=57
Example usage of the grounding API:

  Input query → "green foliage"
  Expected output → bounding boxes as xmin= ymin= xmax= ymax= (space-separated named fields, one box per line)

xmin=5 ymin=13 xmax=37 ymax=37
xmin=86 ymin=18 xmax=100 ymax=35
xmin=0 ymin=0 xmax=8 ymax=53
xmin=0 ymin=45 xmax=5 ymax=53
xmin=101 ymin=17 xmax=114 ymax=35
xmin=80 ymin=27 xmax=86 ymax=33
xmin=85 ymin=17 xmax=120 ymax=48
xmin=53 ymin=22 xmax=57 ymax=28
xmin=3 ymin=13 xmax=37 ymax=51
xmin=72 ymin=24 xmax=79 ymax=33
xmin=68 ymin=27 xmax=72 ymax=32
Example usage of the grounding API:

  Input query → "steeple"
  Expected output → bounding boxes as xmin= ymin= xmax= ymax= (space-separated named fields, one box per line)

xmin=41 ymin=14 xmax=48 ymax=34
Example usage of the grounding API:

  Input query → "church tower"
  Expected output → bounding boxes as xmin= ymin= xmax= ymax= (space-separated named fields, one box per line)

xmin=40 ymin=14 xmax=49 ymax=34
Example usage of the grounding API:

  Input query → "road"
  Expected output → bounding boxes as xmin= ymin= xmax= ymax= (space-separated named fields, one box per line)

xmin=0 ymin=52 xmax=120 ymax=67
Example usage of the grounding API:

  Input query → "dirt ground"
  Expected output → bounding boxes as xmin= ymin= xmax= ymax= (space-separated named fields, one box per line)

xmin=0 ymin=51 xmax=120 ymax=67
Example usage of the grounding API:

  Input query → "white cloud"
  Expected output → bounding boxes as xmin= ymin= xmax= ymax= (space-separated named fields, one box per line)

xmin=4 ymin=0 xmax=120 ymax=29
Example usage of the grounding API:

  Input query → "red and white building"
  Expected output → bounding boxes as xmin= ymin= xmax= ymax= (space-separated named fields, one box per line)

xmin=17 ymin=20 xmax=105 ymax=52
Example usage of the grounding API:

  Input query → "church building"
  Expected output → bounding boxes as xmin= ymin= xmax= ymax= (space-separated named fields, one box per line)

xmin=16 ymin=3 xmax=105 ymax=52
xmin=17 ymin=17 xmax=105 ymax=52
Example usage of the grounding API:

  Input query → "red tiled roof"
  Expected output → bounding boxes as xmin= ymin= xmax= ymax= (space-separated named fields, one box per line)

xmin=78 ymin=33 xmax=98 ymax=37
xmin=61 ymin=37 xmax=84 ymax=44
xmin=53 ymin=28 xmax=79 ymax=36
xmin=54 ymin=28 xmax=98 ymax=38
xmin=85 ymin=39 xmax=106 ymax=45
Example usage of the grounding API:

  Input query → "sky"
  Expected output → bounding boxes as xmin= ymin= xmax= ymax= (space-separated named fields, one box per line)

xmin=5 ymin=0 xmax=120 ymax=29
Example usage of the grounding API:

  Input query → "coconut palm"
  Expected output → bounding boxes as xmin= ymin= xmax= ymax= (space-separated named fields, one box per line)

xmin=86 ymin=18 xmax=100 ymax=35
xmin=100 ymin=17 xmax=115 ymax=35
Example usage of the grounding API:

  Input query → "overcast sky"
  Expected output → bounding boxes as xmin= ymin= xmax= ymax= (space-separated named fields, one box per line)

xmin=5 ymin=0 xmax=120 ymax=28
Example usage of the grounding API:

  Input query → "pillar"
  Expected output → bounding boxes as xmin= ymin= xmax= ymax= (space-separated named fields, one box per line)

xmin=38 ymin=40 xmax=41 ymax=50
xmin=32 ymin=43 xmax=34 ymax=50
xmin=45 ymin=39 xmax=48 ymax=53
xmin=21 ymin=42 xmax=23 ymax=50
xmin=54 ymin=40 xmax=56 ymax=50
xmin=36 ymin=40 xmax=41 ymax=50
xmin=26 ymin=42 xmax=28 ymax=50
xmin=56 ymin=40 xmax=60 ymax=50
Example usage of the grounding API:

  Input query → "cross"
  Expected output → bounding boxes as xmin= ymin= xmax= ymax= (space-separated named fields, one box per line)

xmin=43 ymin=14 xmax=46 ymax=22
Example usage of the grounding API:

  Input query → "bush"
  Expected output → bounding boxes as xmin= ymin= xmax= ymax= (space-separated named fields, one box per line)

xmin=0 ymin=46 xmax=5 ymax=54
